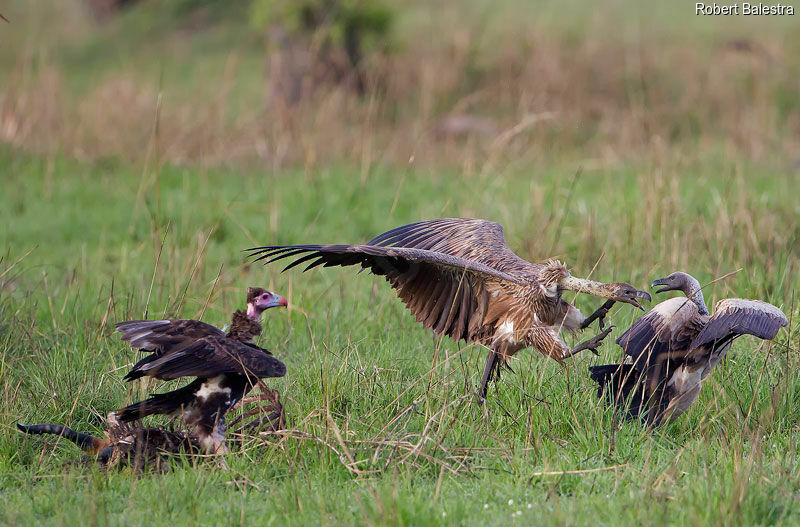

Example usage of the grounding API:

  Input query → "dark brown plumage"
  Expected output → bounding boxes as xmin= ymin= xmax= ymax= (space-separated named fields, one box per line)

xmin=17 ymin=420 xmax=200 ymax=471
xmin=590 ymin=272 xmax=789 ymax=425
xmin=115 ymin=287 xmax=287 ymax=452
xmin=247 ymin=218 xmax=651 ymax=398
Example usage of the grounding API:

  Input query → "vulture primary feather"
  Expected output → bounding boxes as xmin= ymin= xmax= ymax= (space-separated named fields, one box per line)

xmin=114 ymin=287 xmax=287 ymax=453
xmin=247 ymin=218 xmax=651 ymax=398
xmin=589 ymin=272 xmax=789 ymax=425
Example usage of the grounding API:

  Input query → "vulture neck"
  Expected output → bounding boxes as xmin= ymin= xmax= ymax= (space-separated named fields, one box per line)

xmin=682 ymin=276 xmax=709 ymax=316
xmin=559 ymin=275 xmax=616 ymax=299
xmin=227 ymin=310 xmax=263 ymax=343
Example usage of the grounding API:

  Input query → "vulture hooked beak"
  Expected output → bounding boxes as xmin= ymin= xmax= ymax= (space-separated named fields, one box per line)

xmin=614 ymin=284 xmax=652 ymax=311
xmin=630 ymin=290 xmax=652 ymax=311
xmin=260 ymin=292 xmax=288 ymax=309
xmin=651 ymin=277 xmax=672 ymax=294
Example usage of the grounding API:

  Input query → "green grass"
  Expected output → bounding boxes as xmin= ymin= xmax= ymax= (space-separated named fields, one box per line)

xmin=1 ymin=145 xmax=798 ymax=525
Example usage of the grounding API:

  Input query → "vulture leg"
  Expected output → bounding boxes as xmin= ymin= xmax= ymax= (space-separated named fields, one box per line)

xmin=564 ymin=326 xmax=614 ymax=358
xmin=478 ymin=350 xmax=498 ymax=401
xmin=580 ymin=299 xmax=616 ymax=330
xmin=478 ymin=343 xmax=508 ymax=401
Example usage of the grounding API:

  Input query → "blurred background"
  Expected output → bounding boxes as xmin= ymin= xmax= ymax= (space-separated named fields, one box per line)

xmin=2 ymin=0 xmax=800 ymax=172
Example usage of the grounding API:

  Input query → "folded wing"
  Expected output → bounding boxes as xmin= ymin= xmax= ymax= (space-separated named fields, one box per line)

xmin=116 ymin=319 xmax=224 ymax=353
xmin=130 ymin=335 xmax=286 ymax=381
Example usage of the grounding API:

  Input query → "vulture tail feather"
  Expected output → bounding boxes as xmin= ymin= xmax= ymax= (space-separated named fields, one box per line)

xmin=115 ymin=383 xmax=198 ymax=423
xmin=589 ymin=364 xmax=648 ymax=419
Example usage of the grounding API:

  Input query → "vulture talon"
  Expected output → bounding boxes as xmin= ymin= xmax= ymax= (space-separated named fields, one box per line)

xmin=580 ymin=299 xmax=617 ymax=330
xmin=567 ymin=326 xmax=614 ymax=358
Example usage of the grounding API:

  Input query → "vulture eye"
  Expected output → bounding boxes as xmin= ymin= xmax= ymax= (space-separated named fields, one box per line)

xmin=261 ymin=293 xmax=270 ymax=300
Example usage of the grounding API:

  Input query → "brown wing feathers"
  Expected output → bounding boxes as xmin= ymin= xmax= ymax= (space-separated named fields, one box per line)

xmin=390 ymin=260 xmax=484 ymax=342
xmin=365 ymin=218 xmax=538 ymax=277
xmin=116 ymin=319 xmax=224 ymax=352
xmin=119 ymin=319 xmax=286 ymax=382
xmin=248 ymin=242 xmax=521 ymax=345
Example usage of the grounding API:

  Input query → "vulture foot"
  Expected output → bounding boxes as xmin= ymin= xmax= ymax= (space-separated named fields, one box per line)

xmin=580 ymin=300 xmax=616 ymax=331
xmin=229 ymin=386 xmax=285 ymax=434
xmin=566 ymin=326 xmax=614 ymax=358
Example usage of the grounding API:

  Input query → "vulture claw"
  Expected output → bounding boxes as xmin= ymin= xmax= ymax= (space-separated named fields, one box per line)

xmin=580 ymin=299 xmax=617 ymax=330
xmin=568 ymin=326 xmax=614 ymax=358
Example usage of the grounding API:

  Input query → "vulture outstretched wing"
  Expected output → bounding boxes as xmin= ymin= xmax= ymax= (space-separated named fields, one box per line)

xmin=131 ymin=336 xmax=286 ymax=381
xmin=690 ymin=299 xmax=789 ymax=350
xmin=246 ymin=243 xmax=526 ymax=343
xmin=366 ymin=218 xmax=541 ymax=278
xmin=615 ymin=297 xmax=704 ymax=371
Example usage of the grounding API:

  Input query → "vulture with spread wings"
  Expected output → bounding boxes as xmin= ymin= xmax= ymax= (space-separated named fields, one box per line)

xmin=590 ymin=272 xmax=789 ymax=425
xmin=114 ymin=287 xmax=287 ymax=453
xmin=247 ymin=218 xmax=650 ymax=398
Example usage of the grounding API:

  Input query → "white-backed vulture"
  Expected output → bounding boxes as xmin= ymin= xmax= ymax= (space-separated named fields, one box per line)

xmin=114 ymin=287 xmax=287 ymax=453
xmin=590 ymin=272 xmax=789 ymax=425
xmin=247 ymin=218 xmax=651 ymax=398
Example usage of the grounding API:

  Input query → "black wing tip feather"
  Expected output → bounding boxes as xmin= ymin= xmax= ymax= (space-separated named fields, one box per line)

xmin=123 ymin=370 xmax=145 ymax=382
xmin=246 ymin=245 xmax=339 ymax=270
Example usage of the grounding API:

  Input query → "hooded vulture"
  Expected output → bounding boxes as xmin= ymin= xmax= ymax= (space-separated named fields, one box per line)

xmin=247 ymin=218 xmax=651 ymax=398
xmin=590 ymin=272 xmax=789 ymax=425
xmin=114 ymin=287 xmax=288 ymax=453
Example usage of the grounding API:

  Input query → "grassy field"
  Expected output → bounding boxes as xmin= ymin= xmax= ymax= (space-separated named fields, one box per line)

xmin=2 ymin=1 xmax=800 ymax=525
xmin=1 ymin=146 xmax=798 ymax=525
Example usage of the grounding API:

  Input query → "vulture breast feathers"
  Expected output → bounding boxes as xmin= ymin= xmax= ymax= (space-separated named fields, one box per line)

xmin=247 ymin=219 xmax=542 ymax=345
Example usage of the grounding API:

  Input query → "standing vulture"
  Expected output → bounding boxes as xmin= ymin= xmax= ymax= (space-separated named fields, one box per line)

xmin=113 ymin=287 xmax=288 ymax=453
xmin=247 ymin=218 xmax=651 ymax=398
xmin=589 ymin=272 xmax=789 ymax=425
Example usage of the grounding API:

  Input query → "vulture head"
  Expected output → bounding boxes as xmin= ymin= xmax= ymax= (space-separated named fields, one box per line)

xmin=608 ymin=283 xmax=652 ymax=310
xmin=246 ymin=287 xmax=288 ymax=320
xmin=651 ymin=272 xmax=697 ymax=295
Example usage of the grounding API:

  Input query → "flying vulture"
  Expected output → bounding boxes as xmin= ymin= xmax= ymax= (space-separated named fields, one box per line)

xmin=113 ymin=287 xmax=288 ymax=453
xmin=589 ymin=272 xmax=789 ymax=425
xmin=247 ymin=218 xmax=651 ymax=398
